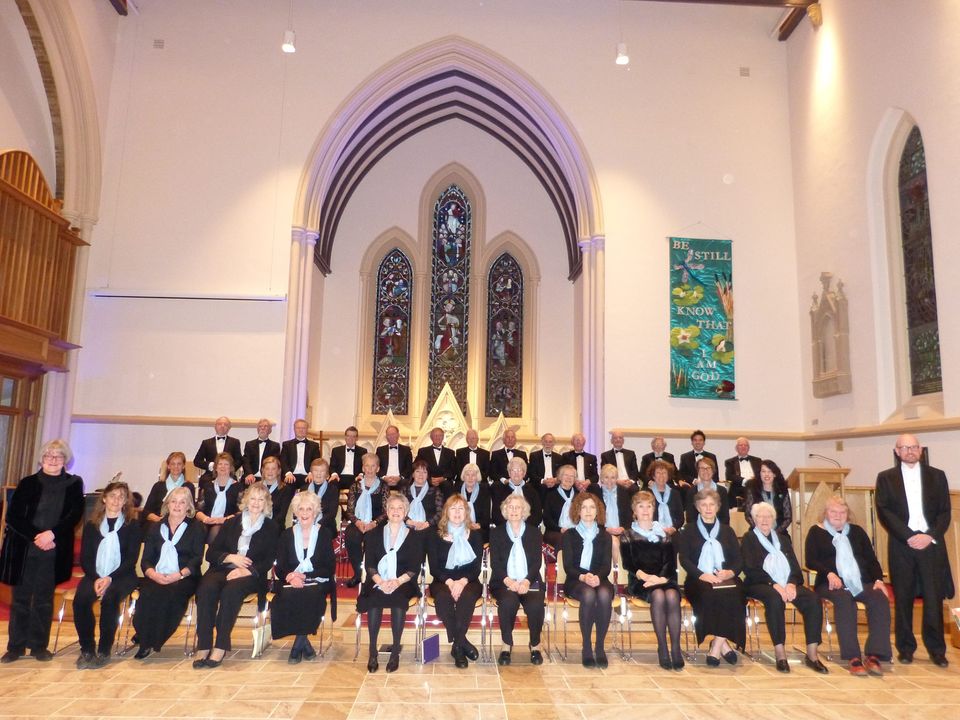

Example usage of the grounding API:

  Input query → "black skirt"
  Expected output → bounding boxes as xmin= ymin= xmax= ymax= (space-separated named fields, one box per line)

xmin=683 ymin=576 xmax=746 ymax=647
xmin=356 ymin=578 xmax=420 ymax=612
xmin=271 ymin=582 xmax=331 ymax=638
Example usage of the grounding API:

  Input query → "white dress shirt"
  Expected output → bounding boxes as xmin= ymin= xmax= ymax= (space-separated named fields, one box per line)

xmin=901 ymin=463 xmax=929 ymax=533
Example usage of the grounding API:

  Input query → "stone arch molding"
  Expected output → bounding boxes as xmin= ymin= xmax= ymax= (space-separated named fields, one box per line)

xmin=293 ymin=35 xmax=603 ymax=280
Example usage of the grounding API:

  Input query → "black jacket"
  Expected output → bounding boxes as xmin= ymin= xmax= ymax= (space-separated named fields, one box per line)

xmin=600 ymin=448 xmax=640 ymax=482
xmin=489 ymin=523 xmax=543 ymax=590
xmin=241 ymin=438 xmax=281 ymax=477
xmin=140 ymin=516 xmax=205 ymax=576
xmin=79 ymin=517 xmax=142 ymax=581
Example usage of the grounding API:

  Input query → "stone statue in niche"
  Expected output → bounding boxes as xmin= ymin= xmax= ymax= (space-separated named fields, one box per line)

xmin=810 ymin=272 xmax=852 ymax=397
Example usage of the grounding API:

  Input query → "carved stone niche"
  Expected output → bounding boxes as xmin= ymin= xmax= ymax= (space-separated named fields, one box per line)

xmin=810 ymin=272 xmax=852 ymax=397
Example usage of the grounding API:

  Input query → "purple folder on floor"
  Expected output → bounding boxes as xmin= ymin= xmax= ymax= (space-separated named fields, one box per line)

xmin=422 ymin=633 xmax=440 ymax=663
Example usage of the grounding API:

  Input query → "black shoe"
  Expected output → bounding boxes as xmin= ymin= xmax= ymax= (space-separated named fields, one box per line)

xmin=345 ymin=575 xmax=362 ymax=588
xmin=32 ymin=649 xmax=53 ymax=662
xmin=302 ymin=644 xmax=317 ymax=662
xmin=192 ymin=657 xmax=208 ymax=669
xmin=0 ymin=650 xmax=23 ymax=664
xmin=462 ymin=640 xmax=479 ymax=661
xmin=582 ymin=654 xmax=596 ymax=668
xmin=672 ymin=656 xmax=685 ymax=670
xmin=498 ymin=650 xmax=512 ymax=666
xmin=386 ymin=651 xmax=400 ymax=673
xmin=530 ymin=649 xmax=543 ymax=666
xmin=931 ymin=653 xmax=949 ymax=668
xmin=722 ymin=650 xmax=738 ymax=665
xmin=288 ymin=648 xmax=303 ymax=664
xmin=76 ymin=651 xmax=94 ymax=670
xmin=204 ymin=656 xmax=223 ymax=668
xmin=804 ymin=656 xmax=829 ymax=674
xmin=596 ymin=650 xmax=608 ymax=669
xmin=453 ymin=646 xmax=469 ymax=669
xmin=367 ymin=654 xmax=379 ymax=673
xmin=897 ymin=651 xmax=914 ymax=664
xmin=776 ymin=659 xmax=790 ymax=673
xmin=134 ymin=646 xmax=153 ymax=660
xmin=706 ymin=655 xmax=721 ymax=667
xmin=658 ymin=652 xmax=672 ymax=670
xmin=93 ymin=653 xmax=110 ymax=668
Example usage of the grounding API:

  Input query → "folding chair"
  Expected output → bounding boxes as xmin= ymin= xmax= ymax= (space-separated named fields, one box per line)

xmin=353 ymin=562 xmax=426 ymax=663
xmin=553 ymin=549 xmax=621 ymax=661
xmin=480 ymin=546 xmax=552 ymax=663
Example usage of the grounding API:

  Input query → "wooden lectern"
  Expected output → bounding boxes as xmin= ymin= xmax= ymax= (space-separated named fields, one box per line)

xmin=787 ymin=466 xmax=850 ymax=567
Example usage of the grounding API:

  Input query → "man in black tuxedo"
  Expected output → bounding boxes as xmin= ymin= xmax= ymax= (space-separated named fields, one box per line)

xmin=376 ymin=424 xmax=413 ymax=489
xmin=329 ymin=426 xmax=364 ymax=491
xmin=242 ymin=418 xmax=281 ymax=484
xmin=528 ymin=432 xmax=561 ymax=489
xmin=677 ymin=429 xmax=717 ymax=485
xmin=280 ymin=419 xmax=321 ymax=489
xmin=875 ymin=434 xmax=954 ymax=668
xmin=415 ymin=427 xmax=457 ymax=489
xmin=194 ymin=416 xmax=243 ymax=481
xmin=638 ymin=436 xmax=677 ymax=483
xmin=488 ymin=428 xmax=527 ymax=484
xmin=561 ymin=432 xmax=597 ymax=489
xmin=600 ymin=430 xmax=639 ymax=488
xmin=454 ymin=428 xmax=490 ymax=486
xmin=723 ymin=436 xmax=762 ymax=506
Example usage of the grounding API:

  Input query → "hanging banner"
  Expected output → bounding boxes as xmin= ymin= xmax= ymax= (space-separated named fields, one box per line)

xmin=669 ymin=237 xmax=734 ymax=400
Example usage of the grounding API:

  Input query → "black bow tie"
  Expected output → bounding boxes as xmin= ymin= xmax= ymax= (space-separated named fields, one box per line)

xmin=345 ymin=447 xmax=354 ymax=452
xmin=389 ymin=446 xmax=398 ymax=450
xmin=655 ymin=455 xmax=662 ymax=459
xmin=259 ymin=440 xmax=267 ymax=444
xmin=575 ymin=452 xmax=584 ymax=457
xmin=433 ymin=446 xmax=442 ymax=451
xmin=543 ymin=453 xmax=551 ymax=457
xmin=739 ymin=457 xmax=749 ymax=461
xmin=297 ymin=440 xmax=306 ymax=444
xmin=216 ymin=437 xmax=226 ymax=441
xmin=614 ymin=449 xmax=622 ymax=454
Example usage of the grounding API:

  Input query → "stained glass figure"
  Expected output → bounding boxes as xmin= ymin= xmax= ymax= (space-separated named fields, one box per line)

xmin=898 ymin=126 xmax=942 ymax=396
xmin=372 ymin=248 xmax=413 ymax=414
xmin=427 ymin=185 xmax=471 ymax=409
xmin=485 ymin=253 xmax=523 ymax=417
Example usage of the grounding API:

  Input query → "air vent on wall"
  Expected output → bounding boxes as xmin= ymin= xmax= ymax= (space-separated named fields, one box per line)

xmin=153 ymin=39 xmax=165 ymax=50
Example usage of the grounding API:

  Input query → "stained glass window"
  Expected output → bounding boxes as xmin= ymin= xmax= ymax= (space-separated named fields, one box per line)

xmin=485 ymin=253 xmax=523 ymax=417
xmin=427 ymin=185 xmax=471 ymax=409
xmin=898 ymin=126 xmax=942 ymax=396
xmin=372 ymin=248 xmax=413 ymax=414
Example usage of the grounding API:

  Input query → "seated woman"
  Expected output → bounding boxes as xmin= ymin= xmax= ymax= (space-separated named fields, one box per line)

xmin=683 ymin=457 xmax=731 ymax=526
xmin=358 ymin=493 xmax=423 ymax=673
xmin=452 ymin=462 xmax=492 ymax=543
xmin=805 ymin=495 xmax=891 ymax=676
xmin=561 ymin=492 xmax=614 ymax=668
xmin=427 ymin=495 xmax=484 ymax=669
xmin=489 ymin=493 xmax=545 ymax=666
xmin=73 ymin=480 xmax=141 ymax=669
xmin=742 ymin=460 xmax=793 ymax=534
xmin=405 ymin=459 xmax=443 ymax=532
xmin=344 ymin=453 xmax=387 ymax=587
xmin=290 ymin=458 xmax=340 ymax=533
xmin=676 ymin=487 xmax=745 ymax=666
xmin=195 ymin=452 xmax=241 ymax=544
xmin=491 ymin=457 xmax=542 ymax=528
xmin=133 ymin=486 xmax=205 ymax=658
xmin=142 ymin=451 xmax=196 ymax=524
xmin=619 ymin=490 xmax=682 ymax=670
xmin=645 ymin=460 xmax=684 ymax=535
xmin=542 ymin=464 xmax=579 ymax=550
xmin=272 ymin=490 xmax=335 ymax=664
xmin=192 ymin=482 xmax=279 ymax=668
xmin=260 ymin=456 xmax=295 ymax=530
xmin=589 ymin=463 xmax=631 ymax=547
xmin=741 ymin=501 xmax=826 ymax=674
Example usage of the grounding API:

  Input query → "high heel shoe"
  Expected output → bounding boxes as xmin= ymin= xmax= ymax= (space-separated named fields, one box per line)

xmin=386 ymin=650 xmax=400 ymax=673
xmin=367 ymin=653 xmax=379 ymax=672
xmin=658 ymin=651 xmax=672 ymax=670
xmin=595 ymin=649 xmax=608 ymax=670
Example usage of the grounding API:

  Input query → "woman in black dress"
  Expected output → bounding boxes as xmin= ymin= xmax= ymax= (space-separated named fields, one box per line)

xmin=195 ymin=452 xmax=241 ymax=544
xmin=73 ymin=480 xmax=141 ymax=668
xmin=676 ymin=487 xmax=745 ymax=666
xmin=272 ymin=490 xmax=335 ymax=663
xmin=404 ymin=459 xmax=443 ymax=531
xmin=645 ymin=460 xmax=684 ymax=535
xmin=561 ymin=492 xmax=614 ymax=668
xmin=683 ymin=457 xmax=730 ymax=526
xmin=133 ymin=485 xmax=204 ymax=658
xmin=489 ymin=493 xmax=545 ymax=666
xmin=142 ymin=451 xmax=196 ymax=524
xmin=619 ymin=490 xmax=682 ymax=669
xmin=742 ymin=459 xmax=793 ymax=534
xmin=454 ymin=463 xmax=491 ymax=543
xmin=741 ymin=501 xmax=826 ymax=673
xmin=542 ymin=464 xmax=578 ymax=550
xmin=344 ymin=453 xmax=387 ymax=587
xmin=357 ymin=493 xmax=423 ymax=673
xmin=296 ymin=458 xmax=340 ymax=533
xmin=192 ymin=482 xmax=279 ymax=668
xmin=428 ymin=494 xmax=484 ymax=669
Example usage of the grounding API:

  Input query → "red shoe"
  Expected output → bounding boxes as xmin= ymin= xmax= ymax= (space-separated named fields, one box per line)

xmin=864 ymin=655 xmax=883 ymax=676
xmin=848 ymin=658 xmax=868 ymax=676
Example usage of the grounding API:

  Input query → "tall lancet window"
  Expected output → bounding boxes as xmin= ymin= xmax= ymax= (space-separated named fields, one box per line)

xmin=372 ymin=248 xmax=413 ymax=414
xmin=485 ymin=253 xmax=524 ymax=417
xmin=898 ymin=126 xmax=942 ymax=395
xmin=427 ymin=185 xmax=471 ymax=409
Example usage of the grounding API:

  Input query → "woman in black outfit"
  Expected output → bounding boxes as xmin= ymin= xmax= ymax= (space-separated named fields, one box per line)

xmin=645 ymin=460 xmax=684 ymax=535
xmin=542 ymin=465 xmax=578 ymax=550
xmin=192 ymin=482 xmax=279 ymax=668
xmin=296 ymin=458 xmax=340 ymax=533
xmin=489 ymin=493 xmax=545 ymax=666
xmin=133 ymin=485 xmax=204 ymax=658
xmin=0 ymin=439 xmax=85 ymax=664
xmin=142 ymin=451 xmax=196 ymax=524
xmin=683 ymin=457 xmax=730 ymax=526
xmin=560 ymin=492 xmax=614 ymax=668
xmin=619 ymin=490 xmax=682 ymax=669
xmin=742 ymin=459 xmax=793 ymax=534
xmin=452 ymin=463 xmax=491 ymax=543
xmin=741 ymin=501 xmax=826 ymax=674
xmin=676 ymin=487 xmax=745 ymax=666
xmin=73 ymin=480 xmax=141 ymax=668
xmin=428 ymin=494 xmax=484 ymax=669
xmin=404 ymin=459 xmax=443 ymax=531
xmin=195 ymin=452 xmax=241 ymax=543
xmin=272 ymin=490 xmax=335 ymax=664
xmin=358 ymin=493 xmax=423 ymax=673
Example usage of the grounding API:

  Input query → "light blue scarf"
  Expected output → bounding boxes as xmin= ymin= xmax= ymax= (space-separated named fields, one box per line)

xmin=164 ymin=473 xmax=185 ymax=498
xmin=407 ymin=482 xmax=430 ymax=523
xmin=631 ymin=520 xmax=666 ymax=543
xmin=505 ymin=522 xmax=528 ymax=582
xmin=651 ymin=485 xmax=673 ymax=528
xmin=156 ymin=520 xmax=188 ymax=574
xmin=445 ymin=523 xmax=476 ymax=569
xmin=510 ymin=481 xmax=525 ymax=496
xmin=293 ymin=522 xmax=320 ymax=573
xmin=696 ymin=517 xmax=725 ymax=575
xmin=210 ymin=478 xmax=235 ymax=518
xmin=309 ymin=480 xmax=329 ymax=501
xmin=823 ymin=522 xmax=863 ymax=596
xmin=575 ymin=521 xmax=599 ymax=571
xmin=238 ymin=510 xmax=265 ymax=557
xmin=95 ymin=516 xmax=123 ymax=578
xmin=377 ymin=524 xmax=409 ymax=580
xmin=460 ymin=483 xmax=479 ymax=523
xmin=602 ymin=486 xmax=620 ymax=528
xmin=557 ymin=486 xmax=576 ymax=529
xmin=355 ymin=478 xmax=381 ymax=523
xmin=752 ymin=528 xmax=791 ymax=587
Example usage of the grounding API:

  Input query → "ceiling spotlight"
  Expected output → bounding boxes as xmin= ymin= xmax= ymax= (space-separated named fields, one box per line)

xmin=282 ymin=29 xmax=296 ymax=53
xmin=615 ymin=42 xmax=629 ymax=66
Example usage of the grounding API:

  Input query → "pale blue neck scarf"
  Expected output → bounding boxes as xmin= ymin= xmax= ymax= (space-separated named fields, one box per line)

xmin=752 ymin=528 xmax=791 ymax=586
xmin=377 ymin=524 xmax=409 ymax=580
xmin=356 ymin=478 xmax=381 ymax=523
xmin=557 ymin=486 xmax=576 ymax=529
xmin=238 ymin=510 xmax=265 ymax=557
xmin=602 ymin=486 xmax=620 ymax=527
xmin=156 ymin=520 xmax=187 ymax=574
xmin=460 ymin=483 xmax=479 ymax=522
xmin=651 ymin=485 xmax=673 ymax=528
xmin=210 ymin=478 xmax=235 ymax=518
xmin=407 ymin=482 xmax=430 ymax=523
xmin=164 ymin=474 xmax=185 ymax=498
xmin=505 ymin=522 xmax=528 ymax=581
xmin=293 ymin=521 xmax=320 ymax=573
xmin=575 ymin=521 xmax=599 ymax=571
xmin=310 ymin=480 xmax=329 ymax=501
xmin=696 ymin=517 xmax=725 ymax=574
xmin=95 ymin=515 xmax=123 ymax=578
xmin=631 ymin=520 xmax=666 ymax=542
xmin=823 ymin=522 xmax=863 ymax=596
xmin=445 ymin=522 xmax=476 ymax=569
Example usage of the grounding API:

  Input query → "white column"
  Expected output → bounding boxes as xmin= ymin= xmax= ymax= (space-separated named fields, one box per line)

xmin=577 ymin=235 xmax=605 ymax=452
xmin=281 ymin=227 xmax=319 ymax=437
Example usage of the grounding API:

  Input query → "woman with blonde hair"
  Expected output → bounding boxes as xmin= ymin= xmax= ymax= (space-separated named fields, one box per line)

xmin=142 ymin=451 xmax=196 ymax=523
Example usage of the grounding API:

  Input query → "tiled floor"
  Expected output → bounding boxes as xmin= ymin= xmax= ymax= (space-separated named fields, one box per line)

xmin=0 ymin=621 xmax=956 ymax=720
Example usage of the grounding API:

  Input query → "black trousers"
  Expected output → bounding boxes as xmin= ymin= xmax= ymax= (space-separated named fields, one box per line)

xmin=430 ymin=580 xmax=482 ymax=646
xmin=745 ymin=583 xmax=822 ymax=647
xmin=817 ymin=585 xmax=891 ymax=661
xmin=7 ymin=551 xmax=56 ymax=653
xmin=491 ymin=586 xmax=544 ymax=646
xmin=888 ymin=540 xmax=947 ymax=655
xmin=73 ymin=573 xmax=139 ymax=654
xmin=195 ymin=571 xmax=261 ymax=651
xmin=133 ymin=576 xmax=198 ymax=651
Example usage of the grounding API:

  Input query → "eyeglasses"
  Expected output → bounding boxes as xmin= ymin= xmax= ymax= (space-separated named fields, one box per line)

xmin=896 ymin=445 xmax=920 ymax=452
xmin=42 ymin=454 xmax=65 ymax=463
